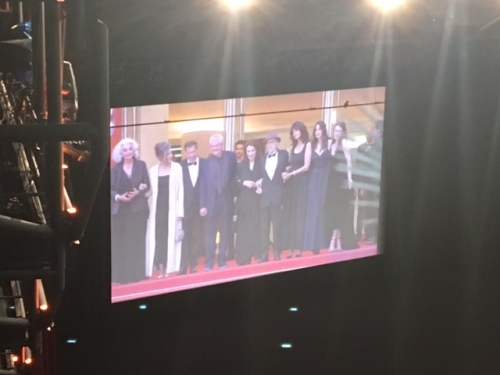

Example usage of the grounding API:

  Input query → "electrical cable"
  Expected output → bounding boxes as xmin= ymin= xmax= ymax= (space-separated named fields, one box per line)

xmin=112 ymin=100 xmax=385 ymax=129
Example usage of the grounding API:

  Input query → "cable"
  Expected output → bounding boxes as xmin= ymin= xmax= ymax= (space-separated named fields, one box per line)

xmin=112 ymin=100 xmax=385 ymax=130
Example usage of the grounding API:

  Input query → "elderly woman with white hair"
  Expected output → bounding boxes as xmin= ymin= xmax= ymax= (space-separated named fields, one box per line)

xmin=145 ymin=141 xmax=184 ymax=278
xmin=111 ymin=138 xmax=150 ymax=284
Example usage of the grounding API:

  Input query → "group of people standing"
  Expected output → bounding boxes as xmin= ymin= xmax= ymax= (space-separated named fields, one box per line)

xmin=111 ymin=120 xmax=382 ymax=285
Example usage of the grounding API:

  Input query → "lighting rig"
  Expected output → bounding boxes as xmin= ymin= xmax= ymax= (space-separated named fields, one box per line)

xmin=0 ymin=1 xmax=109 ymax=373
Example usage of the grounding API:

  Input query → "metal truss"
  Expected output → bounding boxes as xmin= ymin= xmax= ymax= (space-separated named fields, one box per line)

xmin=0 ymin=1 xmax=109 ymax=373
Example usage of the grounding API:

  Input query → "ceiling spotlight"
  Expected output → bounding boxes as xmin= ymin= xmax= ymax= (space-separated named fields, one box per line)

xmin=370 ymin=0 xmax=405 ymax=12
xmin=220 ymin=0 xmax=253 ymax=11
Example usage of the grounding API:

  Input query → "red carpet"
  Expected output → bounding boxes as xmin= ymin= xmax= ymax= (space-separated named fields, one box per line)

xmin=111 ymin=243 xmax=378 ymax=303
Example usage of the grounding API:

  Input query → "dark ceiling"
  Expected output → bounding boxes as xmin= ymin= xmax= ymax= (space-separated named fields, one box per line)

xmin=98 ymin=0 xmax=500 ymax=64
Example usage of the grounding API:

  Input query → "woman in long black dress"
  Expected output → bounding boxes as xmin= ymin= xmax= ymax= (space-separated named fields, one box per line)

xmin=111 ymin=138 xmax=150 ymax=284
xmin=235 ymin=141 xmax=262 ymax=265
xmin=282 ymin=121 xmax=312 ymax=258
xmin=303 ymin=121 xmax=331 ymax=254
xmin=325 ymin=122 xmax=359 ymax=251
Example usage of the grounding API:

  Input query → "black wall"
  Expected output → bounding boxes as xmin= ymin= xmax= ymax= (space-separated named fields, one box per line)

xmin=56 ymin=18 xmax=500 ymax=375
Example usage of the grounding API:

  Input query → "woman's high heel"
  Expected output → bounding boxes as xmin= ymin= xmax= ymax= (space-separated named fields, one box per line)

xmin=328 ymin=238 xmax=335 ymax=252
xmin=158 ymin=264 xmax=165 ymax=278
xmin=335 ymin=238 xmax=342 ymax=252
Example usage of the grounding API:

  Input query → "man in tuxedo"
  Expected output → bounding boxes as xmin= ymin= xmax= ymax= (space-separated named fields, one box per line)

xmin=179 ymin=141 xmax=205 ymax=275
xmin=355 ymin=120 xmax=383 ymax=244
xmin=234 ymin=140 xmax=245 ymax=164
xmin=199 ymin=134 xmax=237 ymax=270
xmin=256 ymin=132 xmax=289 ymax=262
xmin=227 ymin=139 xmax=246 ymax=261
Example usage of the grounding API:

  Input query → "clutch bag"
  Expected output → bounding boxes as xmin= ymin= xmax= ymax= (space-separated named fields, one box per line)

xmin=175 ymin=228 xmax=184 ymax=242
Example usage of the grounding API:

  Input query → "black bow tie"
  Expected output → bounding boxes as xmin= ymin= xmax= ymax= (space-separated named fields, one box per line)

xmin=188 ymin=161 xmax=197 ymax=166
xmin=268 ymin=153 xmax=276 ymax=158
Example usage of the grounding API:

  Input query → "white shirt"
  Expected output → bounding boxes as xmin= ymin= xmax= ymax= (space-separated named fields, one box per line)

xmin=265 ymin=152 xmax=278 ymax=180
xmin=187 ymin=157 xmax=199 ymax=187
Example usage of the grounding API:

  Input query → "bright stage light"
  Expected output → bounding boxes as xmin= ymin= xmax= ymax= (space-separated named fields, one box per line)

xmin=370 ymin=0 xmax=405 ymax=12
xmin=23 ymin=347 xmax=32 ymax=365
xmin=36 ymin=279 xmax=48 ymax=312
xmin=220 ymin=0 xmax=253 ymax=11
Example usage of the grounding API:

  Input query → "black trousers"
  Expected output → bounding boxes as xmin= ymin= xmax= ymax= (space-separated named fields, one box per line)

xmin=259 ymin=204 xmax=283 ymax=261
xmin=180 ymin=209 xmax=203 ymax=271
xmin=356 ymin=191 xmax=379 ymax=240
xmin=226 ymin=201 xmax=236 ymax=259
xmin=204 ymin=196 xmax=230 ymax=269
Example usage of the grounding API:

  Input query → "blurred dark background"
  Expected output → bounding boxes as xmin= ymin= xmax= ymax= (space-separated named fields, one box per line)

xmin=2 ymin=0 xmax=497 ymax=374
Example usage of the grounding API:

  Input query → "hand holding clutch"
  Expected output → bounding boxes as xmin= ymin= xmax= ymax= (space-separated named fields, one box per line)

xmin=175 ymin=228 xmax=184 ymax=242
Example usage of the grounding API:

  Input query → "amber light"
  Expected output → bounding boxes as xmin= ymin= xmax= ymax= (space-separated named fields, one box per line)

xmin=36 ymin=279 xmax=48 ymax=312
xmin=23 ymin=347 xmax=32 ymax=365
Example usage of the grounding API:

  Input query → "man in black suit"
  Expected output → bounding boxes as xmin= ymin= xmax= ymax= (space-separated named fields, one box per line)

xmin=256 ymin=132 xmax=289 ymax=262
xmin=227 ymin=139 xmax=246 ymax=261
xmin=179 ymin=140 xmax=205 ymax=275
xmin=355 ymin=120 xmax=383 ymax=244
xmin=234 ymin=140 xmax=245 ymax=164
xmin=199 ymin=134 xmax=238 ymax=270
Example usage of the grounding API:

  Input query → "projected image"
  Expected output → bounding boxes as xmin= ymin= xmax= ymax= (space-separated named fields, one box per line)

xmin=110 ymin=88 xmax=385 ymax=302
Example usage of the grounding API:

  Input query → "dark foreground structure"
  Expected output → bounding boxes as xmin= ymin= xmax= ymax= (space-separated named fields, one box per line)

xmin=1 ymin=1 xmax=500 ymax=374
